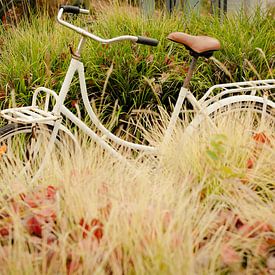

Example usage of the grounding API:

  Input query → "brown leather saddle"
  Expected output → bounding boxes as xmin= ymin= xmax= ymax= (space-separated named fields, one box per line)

xmin=167 ymin=32 xmax=221 ymax=58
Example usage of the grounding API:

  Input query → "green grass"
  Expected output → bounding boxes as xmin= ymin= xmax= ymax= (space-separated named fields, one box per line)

xmin=0 ymin=4 xmax=274 ymax=135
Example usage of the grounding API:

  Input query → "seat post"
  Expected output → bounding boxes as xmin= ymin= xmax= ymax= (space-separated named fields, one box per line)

xmin=183 ymin=56 xmax=198 ymax=89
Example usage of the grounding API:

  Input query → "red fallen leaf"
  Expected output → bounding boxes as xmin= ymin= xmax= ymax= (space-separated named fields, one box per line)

xmin=253 ymin=132 xmax=270 ymax=144
xmin=26 ymin=216 xmax=42 ymax=237
xmin=79 ymin=218 xmax=91 ymax=239
xmin=221 ymin=244 xmax=241 ymax=266
xmin=0 ymin=227 xmax=10 ymax=237
xmin=79 ymin=218 xmax=104 ymax=241
xmin=246 ymin=158 xmax=254 ymax=169
xmin=91 ymin=219 xmax=104 ymax=241
xmin=46 ymin=185 xmax=57 ymax=199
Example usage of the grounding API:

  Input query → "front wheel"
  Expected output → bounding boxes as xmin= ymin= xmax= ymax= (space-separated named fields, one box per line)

xmin=0 ymin=123 xmax=75 ymax=180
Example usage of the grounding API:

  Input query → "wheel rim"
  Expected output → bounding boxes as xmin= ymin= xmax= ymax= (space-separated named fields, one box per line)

xmin=0 ymin=125 xmax=69 ymax=179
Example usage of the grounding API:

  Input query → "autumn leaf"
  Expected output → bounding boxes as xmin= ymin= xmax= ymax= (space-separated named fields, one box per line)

xmin=0 ymin=227 xmax=10 ymax=237
xmin=79 ymin=218 xmax=91 ymax=239
xmin=79 ymin=218 xmax=104 ymax=241
xmin=46 ymin=185 xmax=57 ymax=199
xmin=246 ymin=158 xmax=254 ymax=169
xmin=253 ymin=132 xmax=271 ymax=144
xmin=91 ymin=218 xmax=104 ymax=241
xmin=25 ymin=216 xmax=42 ymax=237
xmin=0 ymin=144 xmax=7 ymax=158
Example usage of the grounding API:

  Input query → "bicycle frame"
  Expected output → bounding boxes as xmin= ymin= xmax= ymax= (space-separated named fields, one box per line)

xmin=31 ymin=40 xmax=194 ymax=158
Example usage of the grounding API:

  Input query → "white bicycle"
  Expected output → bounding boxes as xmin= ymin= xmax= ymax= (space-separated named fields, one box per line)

xmin=0 ymin=5 xmax=274 ymax=177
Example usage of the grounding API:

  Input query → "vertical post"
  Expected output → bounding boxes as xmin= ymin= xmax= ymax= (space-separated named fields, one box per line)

xmin=166 ymin=0 xmax=181 ymax=14
xmin=140 ymin=0 xmax=155 ymax=18
xmin=210 ymin=0 xmax=227 ymax=16
xmin=184 ymin=0 xmax=201 ymax=15
xmin=223 ymin=0 xmax=227 ymax=13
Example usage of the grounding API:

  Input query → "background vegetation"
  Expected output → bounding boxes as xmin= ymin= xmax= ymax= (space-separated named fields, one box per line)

xmin=0 ymin=2 xmax=274 ymax=135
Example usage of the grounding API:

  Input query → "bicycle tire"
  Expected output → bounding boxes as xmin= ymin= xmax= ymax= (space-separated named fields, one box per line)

xmin=185 ymin=95 xmax=275 ymax=136
xmin=0 ymin=123 xmax=74 ymax=178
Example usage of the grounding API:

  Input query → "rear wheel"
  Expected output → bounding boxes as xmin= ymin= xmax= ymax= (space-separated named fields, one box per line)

xmin=0 ymin=123 xmax=74 ymax=179
xmin=186 ymin=96 xmax=275 ymax=137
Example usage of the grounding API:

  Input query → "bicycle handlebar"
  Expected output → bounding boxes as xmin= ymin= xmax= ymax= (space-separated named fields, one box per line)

xmin=57 ymin=6 xmax=159 ymax=46
xmin=59 ymin=5 xmax=90 ymax=15
xmin=136 ymin=36 xmax=158 ymax=46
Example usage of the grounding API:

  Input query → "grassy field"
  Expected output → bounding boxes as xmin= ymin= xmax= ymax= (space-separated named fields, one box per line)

xmin=0 ymin=109 xmax=274 ymax=274
xmin=0 ymin=3 xmax=274 ymax=274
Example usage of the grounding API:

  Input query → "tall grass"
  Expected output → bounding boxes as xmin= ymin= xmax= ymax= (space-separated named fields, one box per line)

xmin=0 ymin=108 xmax=274 ymax=274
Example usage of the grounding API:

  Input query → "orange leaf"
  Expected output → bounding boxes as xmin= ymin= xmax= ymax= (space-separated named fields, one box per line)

xmin=246 ymin=158 xmax=254 ymax=169
xmin=0 ymin=144 xmax=7 ymax=157
xmin=253 ymin=132 xmax=270 ymax=144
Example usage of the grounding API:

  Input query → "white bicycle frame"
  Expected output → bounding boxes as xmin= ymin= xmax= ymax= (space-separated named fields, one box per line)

xmin=1 ymin=7 xmax=275 ymax=170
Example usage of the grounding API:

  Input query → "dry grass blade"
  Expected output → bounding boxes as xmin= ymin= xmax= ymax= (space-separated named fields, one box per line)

xmin=0 ymin=106 xmax=274 ymax=274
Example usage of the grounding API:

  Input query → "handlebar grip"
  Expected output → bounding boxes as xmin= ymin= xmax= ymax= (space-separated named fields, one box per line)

xmin=136 ymin=36 xmax=159 ymax=46
xmin=60 ymin=5 xmax=80 ymax=14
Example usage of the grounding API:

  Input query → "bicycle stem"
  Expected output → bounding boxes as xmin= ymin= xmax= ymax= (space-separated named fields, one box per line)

xmin=183 ymin=56 xmax=198 ymax=89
